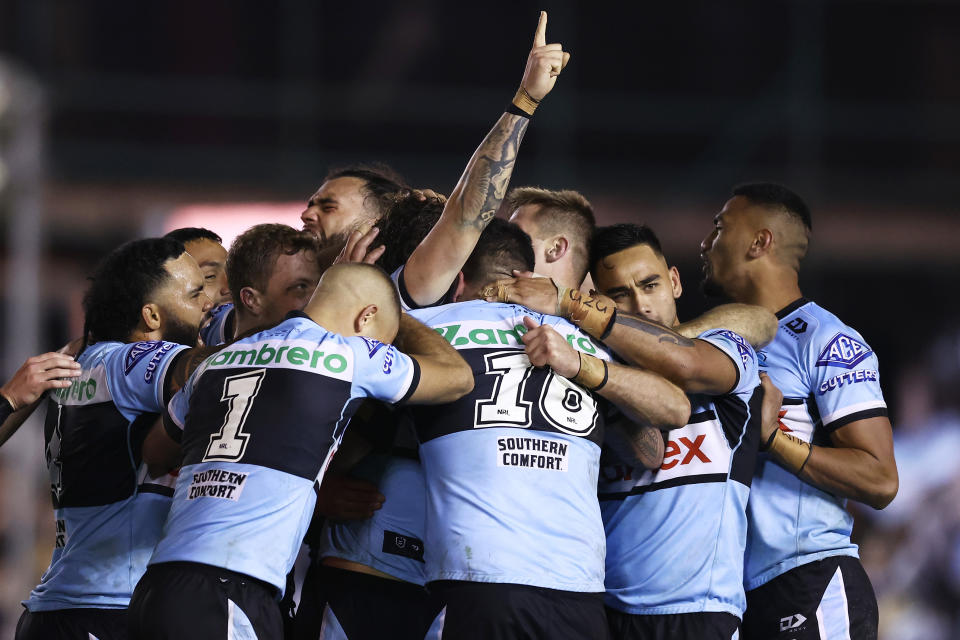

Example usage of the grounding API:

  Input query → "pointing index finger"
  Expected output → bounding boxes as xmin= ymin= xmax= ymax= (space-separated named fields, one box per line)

xmin=533 ymin=10 xmax=547 ymax=48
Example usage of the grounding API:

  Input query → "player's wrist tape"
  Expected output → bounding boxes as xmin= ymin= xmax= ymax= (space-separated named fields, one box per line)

xmin=573 ymin=352 xmax=608 ymax=391
xmin=766 ymin=429 xmax=813 ymax=475
xmin=509 ymin=87 xmax=540 ymax=118
xmin=556 ymin=284 xmax=617 ymax=339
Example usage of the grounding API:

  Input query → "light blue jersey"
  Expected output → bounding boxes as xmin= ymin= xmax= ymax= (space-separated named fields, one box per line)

xmin=317 ymin=422 xmax=428 ymax=585
xmin=200 ymin=302 xmax=234 ymax=347
xmin=409 ymin=300 xmax=611 ymax=593
xmin=150 ymin=313 xmax=419 ymax=594
xmin=26 ymin=340 xmax=187 ymax=611
xmin=599 ymin=330 xmax=761 ymax=618
xmin=745 ymin=299 xmax=888 ymax=590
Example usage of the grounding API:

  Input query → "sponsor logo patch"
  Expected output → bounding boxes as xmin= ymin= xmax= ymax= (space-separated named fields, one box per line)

xmin=124 ymin=341 xmax=162 ymax=374
xmin=780 ymin=613 xmax=807 ymax=631
xmin=144 ymin=342 xmax=176 ymax=382
xmin=785 ymin=317 xmax=808 ymax=334
xmin=496 ymin=436 xmax=569 ymax=471
xmin=360 ymin=336 xmax=387 ymax=358
xmin=187 ymin=468 xmax=249 ymax=501
xmin=815 ymin=333 xmax=873 ymax=369
xmin=708 ymin=330 xmax=753 ymax=366
xmin=818 ymin=369 xmax=878 ymax=395
xmin=55 ymin=519 xmax=67 ymax=548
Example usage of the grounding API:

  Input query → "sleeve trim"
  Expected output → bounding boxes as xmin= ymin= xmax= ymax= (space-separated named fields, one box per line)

xmin=395 ymin=357 xmax=422 ymax=406
xmin=822 ymin=407 xmax=888 ymax=433
xmin=162 ymin=409 xmax=184 ymax=444
xmin=696 ymin=337 xmax=742 ymax=395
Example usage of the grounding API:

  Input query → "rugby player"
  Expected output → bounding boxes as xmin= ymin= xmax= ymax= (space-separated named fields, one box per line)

xmin=700 ymin=183 xmax=897 ymax=639
xmin=164 ymin=227 xmax=232 ymax=315
xmin=127 ymin=263 xmax=474 ymax=640
xmin=15 ymin=237 xmax=212 ymax=640
xmin=505 ymin=186 xmax=596 ymax=290
xmin=300 ymin=164 xmax=407 ymax=246
xmin=583 ymin=223 xmax=764 ymax=639
xmin=405 ymin=218 xmax=689 ymax=639
xmin=200 ymin=223 xmax=321 ymax=347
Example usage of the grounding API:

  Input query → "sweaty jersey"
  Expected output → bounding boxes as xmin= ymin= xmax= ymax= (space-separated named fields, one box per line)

xmin=409 ymin=300 xmax=611 ymax=593
xmin=27 ymin=340 xmax=187 ymax=611
xmin=317 ymin=421 xmax=429 ymax=585
xmin=149 ymin=313 xmax=420 ymax=594
xmin=200 ymin=302 xmax=234 ymax=347
xmin=599 ymin=329 xmax=762 ymax=618
xmin=745 ymin=299 xmax=888 ymax=590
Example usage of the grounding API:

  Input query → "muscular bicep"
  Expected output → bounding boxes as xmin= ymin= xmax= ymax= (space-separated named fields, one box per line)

xmin=679 ymin=339 xmax=741 ymax=396
xmin=828 ymin=416 xmax=896 ymax=474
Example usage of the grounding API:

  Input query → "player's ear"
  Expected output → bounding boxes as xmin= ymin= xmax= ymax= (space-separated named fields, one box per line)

xmin=141 ymin=303 xmax=162 ymax=333
xmin=451 ymin=272 xmax=466 ymax=303
xmin=239 ymin=287 xmax=262 ymax=315
xmin=545 ymin=236 xmax=568 ymax=263
xmin=749 ymin=229 xmax=774 ymax=258
xmin=354 ymin=304 xmax=378 ymax=334
xmin=668 ymin=266 xmax=683 ymax=299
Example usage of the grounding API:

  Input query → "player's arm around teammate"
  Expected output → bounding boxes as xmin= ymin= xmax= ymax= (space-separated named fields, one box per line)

xmin=487 ymin=276 xmax=747 ymax=395
xmin=394 ymin=312 xmax=474 ymax=404
xmin=400 ymin=11 xmax=569 ymax=307
xmin=0 ymin=351 xmax=82 ymax=446
xmin=675 ymin=303 xmax=777 ymax=348
xmin=520 ymin=315 xmax=687 ymax=469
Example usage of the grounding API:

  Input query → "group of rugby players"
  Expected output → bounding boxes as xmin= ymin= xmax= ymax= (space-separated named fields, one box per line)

xmin=0 ymin=11 xmax=897 ymax=640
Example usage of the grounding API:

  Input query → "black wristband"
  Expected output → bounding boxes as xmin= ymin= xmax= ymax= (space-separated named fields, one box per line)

xmin=598 ymin=309 xmax=618 ymax=341
xmin=760 ymin=428 xmax=778 ymax=452
xmin=506 ymin=104 xmax=533 ymax=119
xmin=593 ymin=360 xmax=609 ymax=392
xmin=0 ymin=395 xmax=15 ymax=424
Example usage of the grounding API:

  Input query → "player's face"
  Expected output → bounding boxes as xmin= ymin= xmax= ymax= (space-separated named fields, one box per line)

xmin=509 ymin=205 xmax=545 ymax=272
xmin=700 ymin=196 xmax=754 ymax=298
xmin=592 ymin=244 xmax=681 ymax=326
xmin=300 ymin=177 xmax=371 ymax=246
xmin=156 ymin=253 xmax=213 ymax=346
xmin=259 ymin=250 xmax=322 ymax=327
xmin=183 ymin=238 xmax=231 ymax=312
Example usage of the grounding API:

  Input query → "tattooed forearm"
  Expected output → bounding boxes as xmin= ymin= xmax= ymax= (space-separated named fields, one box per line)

xmin=612 ymin=422 xmax=665 ymax=470
xmin=458 ymin=113 xmax=529 ymax=230
xmin=615 ymin=313 xmax=696 ymax=347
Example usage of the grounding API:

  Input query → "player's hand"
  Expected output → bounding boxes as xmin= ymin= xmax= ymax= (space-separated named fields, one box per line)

xmin=521 ymin=316 xmax=579 ymax=377
xmin=334 ymin=227 xmax=386 ymax=266
xmin=0 ymin=352 xmax=82 ymax=410
xmin=759 ymin=373 xmax=784 ymax=444
xmin=520 ymin=11 xmax=571 ymax=101
xmin=481 ymin=275 xmax=559 ymax=315
xmin=315 ymin=473 xmax=385 ymax=520
xmin=412 ymin=188 xmax=447 ymax=204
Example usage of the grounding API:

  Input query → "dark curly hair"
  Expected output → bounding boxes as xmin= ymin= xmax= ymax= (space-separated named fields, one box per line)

xmin=373 ymin=191 xmax=444 ymax=274
xmin=82 ymin=237 xmax=186 ymax=345
xmin=323 ymin=163 xmax=409 ymax=220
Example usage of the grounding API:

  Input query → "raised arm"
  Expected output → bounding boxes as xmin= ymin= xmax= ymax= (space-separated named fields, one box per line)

xmin=0 ymin=351 xmax=82 ymax=447
xmin=395 ymin=314 xmax=474 ymax=404
xmin=488 ymin=277 xmax=740 ymax=395
xmin=402 ymin=11 xmax=569 ymax=306
xmin=675 ymin=303 xmax=777 ymax=348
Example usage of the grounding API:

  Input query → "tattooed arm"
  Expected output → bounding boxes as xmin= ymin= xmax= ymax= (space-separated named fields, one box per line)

xmin=602 ymin=313 xmax=739 ymax=396
xmin=401 ymin=11 xmax=569 ymax=306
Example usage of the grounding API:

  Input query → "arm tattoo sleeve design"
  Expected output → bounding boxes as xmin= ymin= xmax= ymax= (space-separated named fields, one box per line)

xmin=615 ymin=313 xmax=696 ymax=347
xmin=459 ymin=114 xmax=529 ymax=231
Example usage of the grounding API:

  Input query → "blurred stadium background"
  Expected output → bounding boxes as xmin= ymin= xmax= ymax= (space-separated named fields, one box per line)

xmin=1 ymin=1 xmax=958 ymax=637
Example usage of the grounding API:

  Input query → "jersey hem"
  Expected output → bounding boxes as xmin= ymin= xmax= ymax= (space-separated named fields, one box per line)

xmin=23 ymin=599 xmax=129 ymax=612
xmin=426 ymin=570 xmax=604 ymax=593
xmin=602 ymin=598 xmax=743 ymax=619
xmin=745 ymin=548 xmax=859 ymax=591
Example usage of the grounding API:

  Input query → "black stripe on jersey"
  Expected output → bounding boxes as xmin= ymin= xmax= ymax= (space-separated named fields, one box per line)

xmin=689 ymin=410 xmax=717 ymax=424
xmin=44 ymin=399 xmax=141 ymax=509
xmin=138 ymin=483 xmax=175 ymax=497
xmin=396 ymin=358 xmax=421 ymax=405
xmin=775 ymin=298 xmax=811 ymax=320
xmin=782 ymin=398 xmax=805 ymax=405
xmin=181 ymin=367 xmax=355 ymax=481
xmin=727 ymin=385 xmax=762 ymax=487
xmin=163 ymin=411 xmax=183 ymax=444
xmin=806 ymin=395 xmax=832 ymax=447
xmin=822 ymin=407 xmax=888 ymax=434
xmin=396 ymin=267 xmax=458 ymax=310
xmin=598 ymin=473 xmax=730 ymax=501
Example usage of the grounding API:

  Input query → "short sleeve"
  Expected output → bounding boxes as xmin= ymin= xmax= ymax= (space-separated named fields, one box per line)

xmin=390 ymin=265 xmax=458 ymax=312
xmin=103 ymin=341 xmax=189 ymax=420
xmin=346 ymin=337 xmax=421 ymax=405
xmin=164 ymin=383 xmax=192 ymax=443
xmin=697 ymin=329 xmax=758 ymax=396
xmin=808 ymin=330 xmax=887 ymax=432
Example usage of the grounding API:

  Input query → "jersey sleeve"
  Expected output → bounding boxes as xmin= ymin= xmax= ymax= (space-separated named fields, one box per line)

xmin=697 ymin=329 xmax=759 ymax=396
xmin=390 ymin=265 xmax=457 ymax=312
xmin=346 ymin=337 xmax=421 ymax=405
xmin=103 ymin=341 xmax=189 ymax=420
xmin=807 ymin=327 xmax=887 ymax=432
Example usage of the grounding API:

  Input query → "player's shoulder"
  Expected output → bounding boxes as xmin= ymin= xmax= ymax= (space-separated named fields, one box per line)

xmin=100 ymin=339 xmax=185 ymax=379
xmin=788 ymin=301 xmax=876 ymax=367
xmin=697 ymin=328 xmax=757 ymax=370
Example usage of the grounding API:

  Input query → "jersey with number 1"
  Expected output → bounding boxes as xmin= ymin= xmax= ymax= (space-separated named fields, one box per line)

xmin=26 ymin=340 xmax=187 ymax=611
xmin=745 ymin=299 xmax=888 ymax=590
xmin=149 ymin=313 xmax=419 ymax=594
xmin=409 ymin=300 xmax=611 ymax=592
